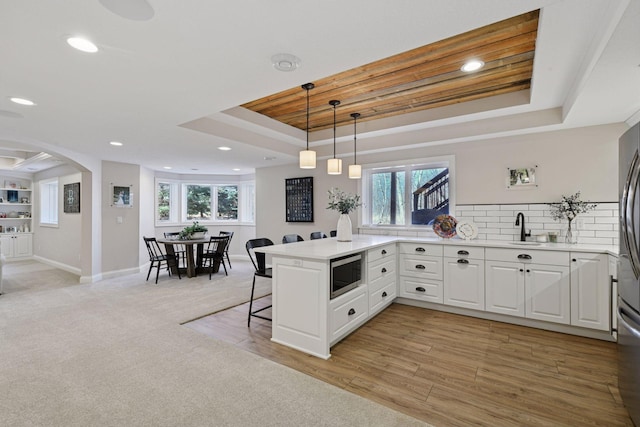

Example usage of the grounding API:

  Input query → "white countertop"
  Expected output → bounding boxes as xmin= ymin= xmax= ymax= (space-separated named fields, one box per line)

xmin=256 ymin=234 xmax=619 ymax=260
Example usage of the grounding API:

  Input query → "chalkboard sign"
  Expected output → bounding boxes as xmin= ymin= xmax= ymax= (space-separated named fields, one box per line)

xmin=285 ymin=177 xmax=313 ymax=222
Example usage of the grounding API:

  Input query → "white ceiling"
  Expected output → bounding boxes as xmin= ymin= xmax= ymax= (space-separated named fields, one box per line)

xmin=0 ymin=0 xmax=638 ymax=175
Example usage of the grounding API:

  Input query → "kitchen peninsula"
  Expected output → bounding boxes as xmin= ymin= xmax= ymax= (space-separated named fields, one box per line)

xmin=257 ymin=235 xmax=618 ymax=359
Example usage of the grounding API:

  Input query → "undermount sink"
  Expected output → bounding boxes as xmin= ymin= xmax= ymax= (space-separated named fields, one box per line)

xmin=508 ymin=241 xmax=542 ymax=246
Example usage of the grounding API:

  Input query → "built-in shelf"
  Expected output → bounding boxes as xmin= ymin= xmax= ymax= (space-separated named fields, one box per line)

xmin=0 ymin=203 xmax=31 ymax=206
xmin=0 ymin=187 xmax=31 ymax=191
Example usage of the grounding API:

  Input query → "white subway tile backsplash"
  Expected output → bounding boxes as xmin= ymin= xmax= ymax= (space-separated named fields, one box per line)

xmin=456 ymin=203 xmax=619 ymax=245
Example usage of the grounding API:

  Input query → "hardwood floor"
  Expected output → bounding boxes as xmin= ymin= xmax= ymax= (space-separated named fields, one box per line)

xmin=184 ymin=297 xmax=633 ymax=426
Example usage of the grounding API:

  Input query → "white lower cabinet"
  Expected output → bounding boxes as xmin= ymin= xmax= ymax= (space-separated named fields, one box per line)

xmin=367 ymin=244 xmax=397 ymax=316
xmin=443 ymin=246 xmax=485 ymax=310
xmin=570 ymin=252 xmax=610 ymax=331
xmin=399 ymin=275 xmax=443 ymax=303
xmin=485 ymin=248 xmax=570 ymax=325
xmin=330 ymin=285 xmax=368 ymax=343
xmin=526 ymin=263 xmax=570 ymax=325
xmin=0 ymin=233 xmax=32 ymax=258
xmin=398 ymin=243 xmax=443 ymax=303
xmin=485 ymin=260 xmax=525 ymax=317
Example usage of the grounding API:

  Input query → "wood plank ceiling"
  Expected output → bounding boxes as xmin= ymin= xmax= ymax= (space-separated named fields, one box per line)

xmin=241 ymin=10 xmax=539 ymax=132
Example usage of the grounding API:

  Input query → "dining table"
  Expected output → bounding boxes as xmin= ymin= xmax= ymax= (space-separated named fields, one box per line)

xmin=157 ymin=237 xmax=225 ymax=278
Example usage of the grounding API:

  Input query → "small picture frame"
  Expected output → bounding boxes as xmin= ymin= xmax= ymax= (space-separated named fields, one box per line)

xmin=506 ymin=166 xmax=537 ymax=189
xmin=112 ymin=184 xmax=133 ymax=208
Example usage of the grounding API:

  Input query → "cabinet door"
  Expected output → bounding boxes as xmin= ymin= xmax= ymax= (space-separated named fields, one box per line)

xmin=485 ymin=260 xmax=525 ymax=317
xmin=443 ymin=257 xmax=485 ymax=310
xmin=13 ymin=234 xmax=32 ymax=257
xmin=0 ymin=235 xmax=13 ymax=257
xmin=525 ymin=263 xmax=570 ymax=324
xmin=570 ymin=253 xmax=610 ymax=331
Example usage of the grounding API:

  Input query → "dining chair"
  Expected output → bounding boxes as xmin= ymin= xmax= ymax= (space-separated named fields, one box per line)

xmin=310 ymin=231 xmax=327 ymax=240
xmin=201 ymin=235 xmax=229 ymax=278
xmin=164 ymin=232 xmax=187 ymax=268
xmin=330 ymin=230 xmax=337 ymax=237
xmin=143 ymin=236 xmax=181 ymax=284
xmin=246 ymin=238 xmax=274 ymax=326
xmin=219 ymin=231 xmax=234 ymax=269
xmin=282 ymin=234 xmax=304 ymax=244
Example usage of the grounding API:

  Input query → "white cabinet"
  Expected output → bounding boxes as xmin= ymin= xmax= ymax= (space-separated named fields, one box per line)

xmin=367 ymin=244 xmax=396 ymax=316
xmin=485 ymin=248 xmax=570 ymax=325
xmin=0 ymin=233 xmax=32 ymax=258
xmin=443 ymin=246 xmax=485 ymax=310
xmin=399 ymin=243 xmax=443 ymax=303
xmin=485 ymin=260 xmax=525 ymax=316
xmin=526 ymin=263 xmax=571 ymax=325
xmin=570 ymin=252 xmax=610 ymax=331
xmin=330 ymin=285 xmax=368 ymax=342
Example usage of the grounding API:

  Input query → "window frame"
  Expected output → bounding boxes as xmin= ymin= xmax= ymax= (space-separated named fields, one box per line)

xmin=361 ymin=155 xmax=455 ymax=229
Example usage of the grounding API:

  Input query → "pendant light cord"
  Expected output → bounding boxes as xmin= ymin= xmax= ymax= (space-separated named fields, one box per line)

xmin=329 ymin=100 xmax=340 ymax=159
xmin=302 ymin=83 xmax=314 ymax=150
xmin=351 ymin=112 xmax=360 ymax=164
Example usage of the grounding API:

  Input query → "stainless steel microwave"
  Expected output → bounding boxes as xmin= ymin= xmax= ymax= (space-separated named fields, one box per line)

xmin=330 ymin=253 xmax=362 ymax=299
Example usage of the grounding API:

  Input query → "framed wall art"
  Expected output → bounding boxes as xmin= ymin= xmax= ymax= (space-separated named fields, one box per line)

xmin=506 ymin=166 xmax=538 ymax=189
xmin=285 ymin=177 xmax=313 ymax=222
xmin=111 ymin=184 xmax=133 ymax=208
xmin=64 ymin=182 xmax=80 ymax=213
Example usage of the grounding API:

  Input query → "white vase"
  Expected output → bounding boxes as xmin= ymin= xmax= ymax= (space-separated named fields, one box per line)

xmin=336 ymin=214 xmax=352 ymax=242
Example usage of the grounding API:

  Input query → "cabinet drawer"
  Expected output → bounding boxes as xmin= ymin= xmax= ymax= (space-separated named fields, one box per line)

xmin=485 ymin=248 xmax=569 ymax=266
xmin=368 ymin=257 xmax=396 ymax=283
xmin=330 ymin=288 xmax=368 ymax=340
xmin=370 ymin=281 xmax=396 ymax=314
xmin=400 ymin=255 xmax=443 ymax=280
xmin=443 ymin=245 xmax=484 ymax=260
xmin=369 ymin=269 xmax=396 ymax=294
xmin=368 ymin=244 xmax=396 ymax=263
xmin=398 ymin=242 xmax=442 ymax=257
xmin=399 ymin=276 xmax=443 ymax=303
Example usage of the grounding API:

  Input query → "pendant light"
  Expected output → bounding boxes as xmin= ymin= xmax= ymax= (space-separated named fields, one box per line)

xmin=299 ymin=82 xmax=316 ymax=169
xmin=327 ymin=100 xmax=342 ymax=175
xmin=349 ymin=112 xmax=361 ymax=179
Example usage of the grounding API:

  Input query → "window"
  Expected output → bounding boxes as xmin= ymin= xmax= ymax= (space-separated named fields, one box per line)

xmin=363 ymin=156 xmax=454 ymax=227
xmin=40 ymin=178 xmax=59 ymax=225
xmin=156 ymin=181 xmax=178 ymax=223
xmin=155 ymin=179 xmax=252 ymax=225
xmin=216 ymin=185 xmax=238 ymax=220
xmin=184 ymin=184 xmax=212 ymax=221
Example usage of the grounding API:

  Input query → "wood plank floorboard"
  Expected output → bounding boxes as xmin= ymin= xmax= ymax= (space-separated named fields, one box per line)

xmin=184 ymin=298 xmax=633 ymax=427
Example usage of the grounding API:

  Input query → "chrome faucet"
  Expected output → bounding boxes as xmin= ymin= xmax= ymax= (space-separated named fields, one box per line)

xmin=515 ymin=212 xmax=530 ymax=242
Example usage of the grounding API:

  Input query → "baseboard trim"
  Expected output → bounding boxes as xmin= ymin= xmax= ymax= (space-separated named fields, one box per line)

xmin=32 ymin=255 xmax=81 ymax=276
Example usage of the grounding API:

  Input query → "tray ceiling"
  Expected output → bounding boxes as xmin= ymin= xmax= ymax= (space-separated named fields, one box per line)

xmin=242 ymin=10 xmax=539 ymax=132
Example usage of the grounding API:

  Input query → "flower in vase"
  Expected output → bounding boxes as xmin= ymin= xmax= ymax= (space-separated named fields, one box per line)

xmin=327 ymin=188 xmax=362 ymax=214
xmin=548 ymin=191 xmax=598 ymax=222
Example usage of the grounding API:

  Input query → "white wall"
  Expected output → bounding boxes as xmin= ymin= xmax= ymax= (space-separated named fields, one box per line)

xmin=33 ymin=166 xmax=83 ymax=274
xmin=101 ymin=161 xmax=141 ymax=275
xmin=256 ymin=124 xmax=625 ymax=243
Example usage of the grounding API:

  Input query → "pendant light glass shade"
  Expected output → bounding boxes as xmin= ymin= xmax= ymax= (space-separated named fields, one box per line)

xmin=328 ymin=99 xmax=342 ymax=175
xmin=299 ymin=83 xmax=316 ymax=169
xmin=349 ymin=112 xmax=361 ymax=179
xmin=349 ymin=164 xmax=361 ymax=179
xmin=328 ymin=158 xmax=342 ymax=175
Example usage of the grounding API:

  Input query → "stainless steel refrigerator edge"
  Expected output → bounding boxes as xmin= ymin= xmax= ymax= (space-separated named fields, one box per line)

xmin=618 ymin=122 xmax=640 ymax=426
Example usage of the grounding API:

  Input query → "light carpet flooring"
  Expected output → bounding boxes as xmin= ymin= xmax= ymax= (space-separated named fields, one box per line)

xmin=0 ymin=259 xmax=427 ymax=427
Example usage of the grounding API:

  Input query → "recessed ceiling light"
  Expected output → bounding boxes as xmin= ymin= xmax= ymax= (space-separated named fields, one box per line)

xmin=461 ymin=60 xmax=484 ymax=72
xmin=232 ymin=168 xmax=241 ymax=171
xmin=66 ymin=37 xmax=98 ymax=53
xmin=163 ymin=166 xmax=172 ymax=170
xmin=9 ymin=97 xmax=36 ymax=106
xmin=218 ymin=146 xmax=231 ymax=151
xmin=109 ymin=141 xmax=123 ymax=146
xmin=271 ymin=53 xmax=301 ymax=72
